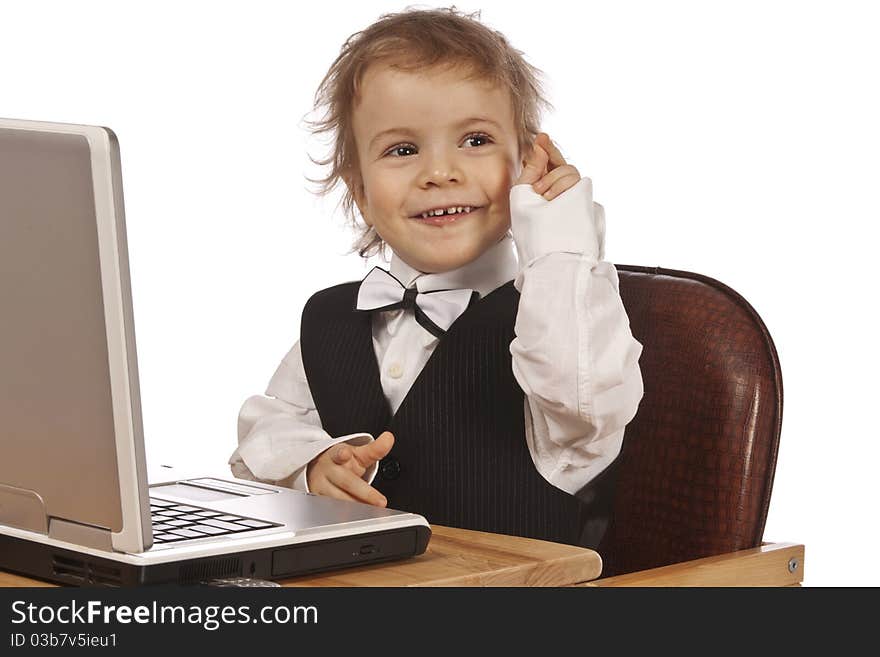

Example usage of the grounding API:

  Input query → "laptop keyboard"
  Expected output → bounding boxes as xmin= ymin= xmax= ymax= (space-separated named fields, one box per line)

xmin=150 ymin=497 xmax=280 ymax=544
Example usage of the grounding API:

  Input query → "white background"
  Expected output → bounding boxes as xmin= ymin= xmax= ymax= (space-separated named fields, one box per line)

xmin=3 ymin=0 xmax=877 ymax=586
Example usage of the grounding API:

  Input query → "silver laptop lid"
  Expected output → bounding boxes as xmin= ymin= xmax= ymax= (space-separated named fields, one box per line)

xmin=0 ymin=117 xmax=151 ymax=553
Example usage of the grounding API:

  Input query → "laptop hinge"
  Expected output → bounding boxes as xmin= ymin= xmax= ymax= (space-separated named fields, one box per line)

xmin=48 ymin=518 xmax=113 ymax=551
xmin=0 ymin=483 xmax=48 ymax=534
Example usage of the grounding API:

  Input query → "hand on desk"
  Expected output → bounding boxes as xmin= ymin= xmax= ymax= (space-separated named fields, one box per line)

xmin=306 ymin=431 xmax=394 ymax=507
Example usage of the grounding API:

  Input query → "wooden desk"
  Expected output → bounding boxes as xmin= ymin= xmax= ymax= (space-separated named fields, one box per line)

xmin=280 ymin=525 xmax=601 ymax=586
xmin=0 ymin=526 xmax=803 ymax=587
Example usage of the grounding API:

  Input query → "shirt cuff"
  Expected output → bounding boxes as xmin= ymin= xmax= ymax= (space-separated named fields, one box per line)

xmin=509 ymin=177 xmax=603 ymax=266
xmin=295 ymin=432 xmax=376 ymax=493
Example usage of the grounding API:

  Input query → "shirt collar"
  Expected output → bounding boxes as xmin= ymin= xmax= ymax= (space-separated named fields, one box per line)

xmin=388 ymin=234 xmax=518 ymax=298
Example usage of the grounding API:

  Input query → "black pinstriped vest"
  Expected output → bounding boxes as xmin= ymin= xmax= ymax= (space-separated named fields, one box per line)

xmin=299 ymin=279 xmax=590 ymax=546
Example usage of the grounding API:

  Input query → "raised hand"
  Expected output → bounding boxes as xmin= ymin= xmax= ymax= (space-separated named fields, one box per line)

xmin=515 ymin=132 xmax=582 ymax=201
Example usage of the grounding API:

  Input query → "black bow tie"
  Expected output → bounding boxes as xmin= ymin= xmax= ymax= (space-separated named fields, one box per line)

xmin=355 ymin=267 xmax=478 ymax=338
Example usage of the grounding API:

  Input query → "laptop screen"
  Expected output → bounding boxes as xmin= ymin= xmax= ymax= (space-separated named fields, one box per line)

xmin=0 ymin=120 xmax=150 ymax=552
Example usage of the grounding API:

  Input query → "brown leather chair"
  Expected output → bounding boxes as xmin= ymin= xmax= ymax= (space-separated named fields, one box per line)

xmin=596 ymin=265 xmax=783 ymax=578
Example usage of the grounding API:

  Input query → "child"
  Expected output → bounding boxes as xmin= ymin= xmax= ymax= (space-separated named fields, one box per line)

xmin=229 ymin=7 xmax=643 ymax=548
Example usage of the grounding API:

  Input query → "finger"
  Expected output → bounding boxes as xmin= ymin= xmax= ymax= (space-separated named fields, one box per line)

xmin=339 ymin=456 xmax=367 ymax=477
xmin=312 ymin=478 xmax=360 ymax=504
xmin=514 ymin=141 xmax=549 ymax=186
xmin=330 ymin=444 xmax=353 ymax=466
xmin=532 ymin=164 xmax=581 ymax=195
xmin=538 ymin=133 xmax=567 ymax=169
xmin=541 ymin=173 xmax=582 ymax=201
xmin=330 ymin=443 xmax=367 ymax=476
xmin=352 ymin=431 xmax=395 ymax=468
xmin=374 ymin=431 xmax=396 ymax=457
xmin=327 ymin=467 xmax=388 ymax=507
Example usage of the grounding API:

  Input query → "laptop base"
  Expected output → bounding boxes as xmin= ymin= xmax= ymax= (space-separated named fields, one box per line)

xmin=0 ymin=526 xmax=430 ymax=586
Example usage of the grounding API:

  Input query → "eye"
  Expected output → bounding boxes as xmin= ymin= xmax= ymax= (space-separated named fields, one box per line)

xmin=461 ymin=132 xmax=493 ymax=148
xmin=384 ymin=143 xmax=418 ymax=158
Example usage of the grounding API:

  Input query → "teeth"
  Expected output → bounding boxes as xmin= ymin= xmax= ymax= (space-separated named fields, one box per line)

xmin=418 ymin=206 xmax=476 ymax=218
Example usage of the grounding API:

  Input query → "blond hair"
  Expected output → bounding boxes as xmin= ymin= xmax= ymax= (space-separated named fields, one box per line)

xmin=307 ymin=6 xmax=551 ymax=258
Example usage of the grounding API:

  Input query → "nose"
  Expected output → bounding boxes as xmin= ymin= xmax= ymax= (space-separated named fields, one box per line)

xmin=418 ymin=148 xmax=463 ymax=188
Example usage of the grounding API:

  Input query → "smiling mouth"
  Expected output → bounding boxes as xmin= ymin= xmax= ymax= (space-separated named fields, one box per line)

xmin=411 ymin=206 xmax=482 ymax=224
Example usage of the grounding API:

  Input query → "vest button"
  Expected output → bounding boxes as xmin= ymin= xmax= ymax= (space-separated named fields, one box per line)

xmin=379 ymin=457 xmax=401 ymax=481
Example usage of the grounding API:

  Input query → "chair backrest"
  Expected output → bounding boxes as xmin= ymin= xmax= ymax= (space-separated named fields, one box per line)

xmin=598 ymin=265 xmax=783 ymax=577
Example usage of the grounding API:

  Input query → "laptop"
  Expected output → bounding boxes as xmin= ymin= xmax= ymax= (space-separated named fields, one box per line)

xmin=0 ymin=117 xmax=430 ymax=586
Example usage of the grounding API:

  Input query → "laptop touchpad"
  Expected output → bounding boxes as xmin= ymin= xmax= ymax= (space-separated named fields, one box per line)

xmin=151 ymin=483 xmax=242 ymax=503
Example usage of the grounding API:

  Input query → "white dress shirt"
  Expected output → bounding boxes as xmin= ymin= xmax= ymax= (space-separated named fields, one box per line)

xmin=229 ymin=178 xmax=644 ymax=496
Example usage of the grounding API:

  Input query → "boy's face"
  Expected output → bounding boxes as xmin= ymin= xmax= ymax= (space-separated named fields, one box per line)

xmin=350 ymin=63 xmax=521 ymax=273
